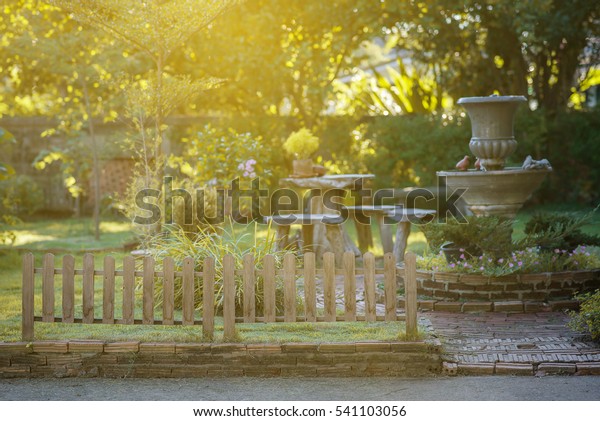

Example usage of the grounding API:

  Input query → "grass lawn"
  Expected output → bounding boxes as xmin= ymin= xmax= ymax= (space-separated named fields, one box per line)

xmin=0 ymin=204 xmax=598 ymax=344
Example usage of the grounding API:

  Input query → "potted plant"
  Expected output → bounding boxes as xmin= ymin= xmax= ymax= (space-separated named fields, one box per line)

xmin=283 ymin=128 xmax=320 ymax=177
xmin=420 ymin=216 xmax=514 ymax=263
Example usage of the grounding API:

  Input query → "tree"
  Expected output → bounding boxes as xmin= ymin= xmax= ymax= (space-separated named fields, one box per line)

xmin=179 ymin=0 xmax=385 ymax=127
xmin=2 ymin=2 xmax=133 ymax=240
xmin=381 ymin=0 xmax=600 ymax=112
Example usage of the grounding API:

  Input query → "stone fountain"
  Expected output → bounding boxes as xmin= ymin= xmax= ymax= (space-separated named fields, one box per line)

xmin=437 ymin=95 xmax=552 ymax=218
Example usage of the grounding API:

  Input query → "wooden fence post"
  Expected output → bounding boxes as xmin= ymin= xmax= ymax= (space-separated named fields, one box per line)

xmin=343 ymin=251 xmax=356 ymax=322
xmin=384 ymin=253 xmax=397 ymax=321
xmin=323 ymin=252 xmax=336 ymax=322
xmin=162 ymin=257 xmax=175 ymax=325
xmin=122 ymin=255 xmax=135 ymax=325
xmin=363 ymin=252 xmax=376 ymax=322
xmin=223 ymin=254 xmax=236 ymax=341
xmin=303 ymin=252 xmax=316 ymax=322
xmin=203 ymin=257 xmax=215 ymax=340
xmin=142 ymin=256 xmax=155 ymax=325
xmin=243 ymin=254 xmax=255 ymax=323
xmin=82 ymin=253 xmax=95 ymax=323
xmin=62 ymin=255 xmax=75 ymax=323
xmin=263 ymin=254 xmax=276 ymax=323
xmin=42 ymin=253 xmax=55 ymax=323
xmin=182 ymin=257 xmax=194 ymax=326
xmin=22 ymin=253 xmax=34 ymax=341
xmin=103 ymin=255 xmax=115 ymax=324
xmin=404 ymin=252 xmax=418 ymax=339
xmin=283 ymin=253 xmax=296 ymax=323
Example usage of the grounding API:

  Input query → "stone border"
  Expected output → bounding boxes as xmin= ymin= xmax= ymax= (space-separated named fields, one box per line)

xmin=396 ymin=297 xmax=581 ymax=313
xmin=442 ymin=361 xmax=600 ymax=376
xmin=0 ymin=340 xmax=442 ymax=378
xmin=395 ymin=269 xmax=600 ymax=311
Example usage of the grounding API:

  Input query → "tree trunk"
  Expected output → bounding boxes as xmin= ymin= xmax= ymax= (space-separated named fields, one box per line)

xmin=81 ymin=79 xmax=101 ymax=241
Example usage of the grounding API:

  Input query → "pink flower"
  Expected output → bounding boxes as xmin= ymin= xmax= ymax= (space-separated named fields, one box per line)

xmin=460 ymin=254 xmax=465 ymax=259
xmin=509 ymin=263 xmax=514 ymax=268
xmin=518 ymin=261 xmax=523 ymax=267
xmin=498 ymin=258 xmax=504 ymax=263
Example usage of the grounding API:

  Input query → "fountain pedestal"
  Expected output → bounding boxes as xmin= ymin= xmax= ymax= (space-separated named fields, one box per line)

xmin=437 ymin=167 xmax=551 ymax=218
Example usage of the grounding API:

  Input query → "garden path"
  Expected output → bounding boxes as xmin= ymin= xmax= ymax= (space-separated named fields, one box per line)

xmin=424 ymin=311 xmax=600 ymax=375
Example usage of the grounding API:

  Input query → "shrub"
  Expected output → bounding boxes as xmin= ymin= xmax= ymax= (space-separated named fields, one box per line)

xmin=0 ymin=174 xmax=44 ymax=217
xmin=417 ymin=245 xmax=600 ymax=276
xmin=419 ymin=215 xmax=514 ymax=257
xmin=520 ymin=209 xmax=600 ymax=250
xmin=569 ymin=290 xmax=600 ymax=341
xmin=283 ymin=128 xmax=320 ymax=159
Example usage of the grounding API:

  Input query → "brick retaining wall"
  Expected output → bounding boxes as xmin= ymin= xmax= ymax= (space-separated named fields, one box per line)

xmin=0 ymin=340 xmax=442 ymax=378
xmin=411 ymin=269 xmax=600 ymax=303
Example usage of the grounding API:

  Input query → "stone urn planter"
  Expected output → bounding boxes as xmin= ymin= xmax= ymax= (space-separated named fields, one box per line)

xmin=457 ymin=95 xmax=527 ymax=171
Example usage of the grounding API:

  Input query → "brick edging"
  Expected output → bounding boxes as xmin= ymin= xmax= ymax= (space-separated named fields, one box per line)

xmin=407 ymin=268 xmax=600 ymax=304
xmin=397 ymin=298 xmax=581 ymax=313
xmin=0 ymin=340 xmax=443 ymax=378
xmin=442 ymin=361 xmax=600 ymax=376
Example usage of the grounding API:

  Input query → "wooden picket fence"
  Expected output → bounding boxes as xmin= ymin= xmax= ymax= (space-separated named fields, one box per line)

xmin=22 ymin=251 xmax=418 ymax=341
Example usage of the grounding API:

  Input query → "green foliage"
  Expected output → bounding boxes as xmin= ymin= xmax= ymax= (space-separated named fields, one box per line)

xmin=516 ymin=108 xmax=600 ymax=203
xmin=420 ymin=216 xmax=515 ymax=257
xmin=169 ymin=124 xmax=271 ymax=188
xmin=283 ymin=128 xmax=320 ymax=159
xmin=520 ymin=208 xmax=600 ymax=250
xmin=569 ymin=290 xmax=600 ymax=341
xmin=361 ymin=114 xmax=470 ymax=188
xmin=146 ymin=223 xmax=292 ymax=315
xmin=418 ymin=246 xmax=600 ymax=277
xmin=0 ymin=128 xmax=16 ymax=180
xmin=0 ymin=175 xmax=43 ymax=217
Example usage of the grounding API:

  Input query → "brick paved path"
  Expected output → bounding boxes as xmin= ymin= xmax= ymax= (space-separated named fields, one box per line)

xmin=424 ymin=311 xmax=600 ymax=375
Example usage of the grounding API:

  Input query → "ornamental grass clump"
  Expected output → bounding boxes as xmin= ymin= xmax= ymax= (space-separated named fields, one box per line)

xmin=145 ymin=222 xmax=292 ymax=316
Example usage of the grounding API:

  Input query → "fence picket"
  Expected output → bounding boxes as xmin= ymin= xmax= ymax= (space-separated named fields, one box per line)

xmin=384 ymin=252 xmax=397 ymax=321
xmin=283 ymin=253 xmax=296 ymax=322
xmin=363 ymin=252 xmax=376 ymax=322
xmin=142 ymin=256 xmax=155 ymax=325
xmin=162 ymin=257 xmax=175 ymax=325
xmin=223 ymin=254 xmax=236 ymax=340
xmin=203 ymin=257 xmax=215 ymax=340
xmin=42 ymin=253 xmax=55 ymax=323
xmin=343 ymin=251 xmax=356 ymax=322
xmin=263 ymin=254 xmax=276 ymax=323
xmin=182 ymin=257 xmax=194 ymax=326
xmin=82 ymin=253 xmax=95 ymax=323
xmin=323 ymin=252 xmax=336 ymax=322
xmin=303 ymin=252 xmax=316 ymax=322
xmin=122 ymin=256 xmax=135 ymax=324
xmin=243 ymin=254 xmax=255 ymax=323
xmin=404 ymin=252 xmax=418 ymax=339
xmin=62 ymin=255 xmax=75 ymax=323
xmin=103 ymin=256 xmax=115 ymax=324
xmin=22 ymin=253 xmax=34 ymax=341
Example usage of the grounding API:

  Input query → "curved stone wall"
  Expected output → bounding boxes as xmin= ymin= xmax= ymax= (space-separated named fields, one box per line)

xmin=414 ymin=269 xmax=600 ymax=303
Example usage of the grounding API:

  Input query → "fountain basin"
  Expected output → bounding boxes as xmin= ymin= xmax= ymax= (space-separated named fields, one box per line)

xmin=437 ymin=167 xmax=551 ymax=218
